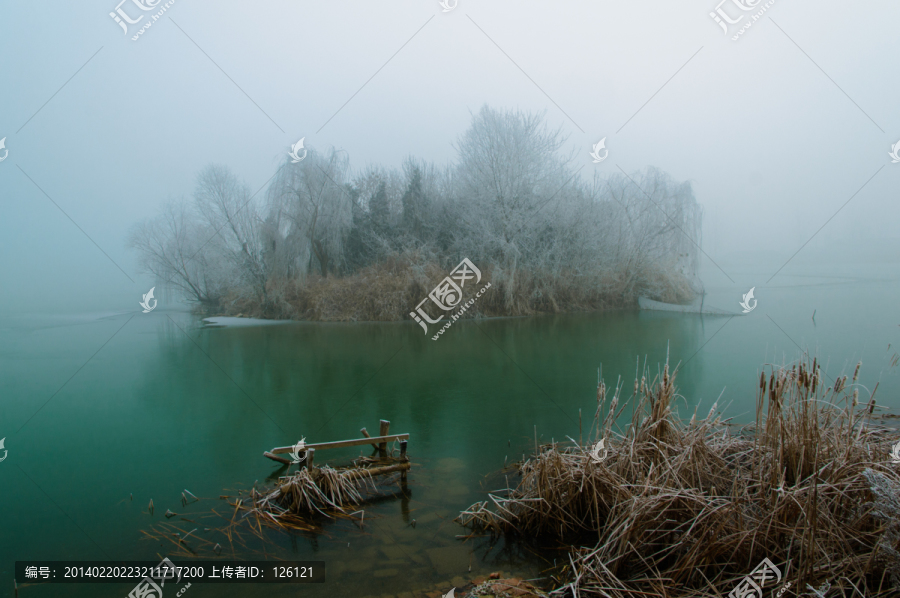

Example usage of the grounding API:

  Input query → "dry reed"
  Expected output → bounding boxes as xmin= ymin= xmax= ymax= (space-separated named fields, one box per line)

xmin=226 ymin=466 xmax=375 ymax=535
xmin=237 ymin=454 xmax=412 ymax=532
xmin=458 ymin=359 xmax=900 ymax=597
xmin=212 ymin=250 xmax=684 ymax=321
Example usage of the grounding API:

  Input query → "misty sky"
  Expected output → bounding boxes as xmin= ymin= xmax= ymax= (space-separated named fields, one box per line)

xmin=1 ymin=0 xmax=897 ymax=314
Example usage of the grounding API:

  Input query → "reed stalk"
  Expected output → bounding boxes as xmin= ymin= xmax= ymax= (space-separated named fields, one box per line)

xmin=457 ymin=359 xmax=900 ymax=597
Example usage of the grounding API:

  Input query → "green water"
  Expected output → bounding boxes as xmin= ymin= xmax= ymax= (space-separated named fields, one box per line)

xmin=2 ymin=266 xmax=898 ymax=598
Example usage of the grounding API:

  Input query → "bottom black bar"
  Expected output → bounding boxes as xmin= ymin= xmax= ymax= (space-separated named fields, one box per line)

xmin=15 ymin=561 xmax=325 ymax=583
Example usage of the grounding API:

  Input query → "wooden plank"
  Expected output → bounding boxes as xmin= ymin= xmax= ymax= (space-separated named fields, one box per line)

xmin=307 ymin=448 xmax=315 ymax=469
xmin=360 ymin=427 xmax=370 ymax=438
xmin=263 ymin=451 xmax=292 ymax=465
xmin=342 ymin=461 xmax=410 ymax=481
xmin=269 ymin=434 xmax=409 ymax=455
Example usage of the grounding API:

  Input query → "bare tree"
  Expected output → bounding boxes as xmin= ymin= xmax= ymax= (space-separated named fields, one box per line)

xmin=455 ymin=105 xmax=572 ymax=241
xmin=128 ymin=199 xmax=226 ymax=306
xmin=194 ymin=165 xmax=270 ymax=303
xmin=266 ymin=148 xmax=352 ymax=277
xmin=453 ymin=105 xmax=576 ymax=305
xmin=601 ymin=167 xmax=702 ymax=300
xmin=129 ymin=106 xmax=703 ymax=318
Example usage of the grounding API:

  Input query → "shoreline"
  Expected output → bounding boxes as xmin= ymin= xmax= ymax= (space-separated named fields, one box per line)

xmin=454 ymin=359 xmax=900 ymax=597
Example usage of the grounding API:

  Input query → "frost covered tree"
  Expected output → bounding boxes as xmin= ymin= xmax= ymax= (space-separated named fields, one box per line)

xmin=128 ymin=199 xmax=227 ymax=307
xmin=602 ymin=167 xmax=702 ymax=299
xmin=193 ymin=165 xmax=270 ymax=304
xmin=452 ymin=105 xmax=577 ymax=306
xmin=266 ymin=148 xmax=352 ymax=278
xmin=130 ymin=105 xmax=703 ymax=317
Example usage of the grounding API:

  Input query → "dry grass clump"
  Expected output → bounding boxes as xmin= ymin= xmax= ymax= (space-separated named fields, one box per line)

xmin=139 ymin=459 xmax=411 ymax=559
xmin=458 ymin=359 xmax=900 ymax=597
xmin=212 ymin=249 xmax=696 ymax=321
xmin=240 ymin=466 xmax=379 ymax=531
xmin=216 ymin=253 xmax=441 ymax=321
xmin=286 ymin=254 xmax=447 ymax=321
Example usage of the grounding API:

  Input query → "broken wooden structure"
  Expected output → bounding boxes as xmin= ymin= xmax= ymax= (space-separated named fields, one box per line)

xmin=264 ymin=419 xmax=410 ymax=478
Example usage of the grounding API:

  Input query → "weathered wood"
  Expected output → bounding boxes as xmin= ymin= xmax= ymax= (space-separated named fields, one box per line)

xmin=379 ymin=420 xmax=390 ymax=456
xmin=360 ymin=427 xmax=370 ymax=438
xmin=399 ymin=439 xmax=409 ymax=480
xmin=340 ymin=461 xmax=410 ymax=481
xmin=269 ymin=434 xmax=409 ymax=455
xmin=306 ymin=448 xmax=316 ymax=469
xmin=264 ymin=451 xmax=292 ymax=465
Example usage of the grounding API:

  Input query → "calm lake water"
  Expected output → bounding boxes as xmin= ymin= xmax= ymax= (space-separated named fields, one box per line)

xmin=2 ymin=263 xmax=898 ymax=598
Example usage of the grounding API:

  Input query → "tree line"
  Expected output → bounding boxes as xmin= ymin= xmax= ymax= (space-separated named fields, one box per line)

xmin=130 ymin=105 xmax=702 ymax=319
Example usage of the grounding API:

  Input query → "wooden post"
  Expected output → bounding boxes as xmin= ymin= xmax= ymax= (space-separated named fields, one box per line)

xmin=379 ymin=420 xmax=390 ymax=457
xmin=306 ymin=448 xmax=315 ymax=470
xmin=399 ymin=439 xmax=408 ymax=482
xmin=361 ymin=427 xmax=372 ymax=455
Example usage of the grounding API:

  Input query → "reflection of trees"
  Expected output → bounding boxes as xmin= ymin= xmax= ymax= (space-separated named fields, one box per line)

xmin=137 ymin=311 xmax=708 ymax=480
xmin=127 ymin=311 xmax=710 ymax=593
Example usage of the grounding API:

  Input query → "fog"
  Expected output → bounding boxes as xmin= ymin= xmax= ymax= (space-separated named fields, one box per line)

xmin=1 ymin=0 xmax=897 ymax=315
